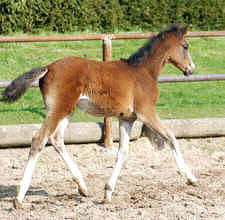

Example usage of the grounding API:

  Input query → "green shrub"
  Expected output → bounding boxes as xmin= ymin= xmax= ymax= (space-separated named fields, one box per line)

xmin=0 ymin=0 xmax=224 ymax=34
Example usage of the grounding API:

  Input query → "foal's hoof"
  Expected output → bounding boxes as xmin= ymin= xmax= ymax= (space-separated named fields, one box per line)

xmin=78 ymin=187 xmax=88 ymax=197
xmin=13 ymin=198 xmax=22 ymax=209
xmin=103 ymin=197 xmax=111 ymax=204
xmin=104 ymin=184 xmax=113 ymax=203
xmin=103 ymin=190 xmax=112 ymax=204
xmin=186 ymin=178 xmax=197 ymax=186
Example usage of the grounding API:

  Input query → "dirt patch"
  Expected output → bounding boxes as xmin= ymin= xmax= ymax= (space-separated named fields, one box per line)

xmin=0 ymin=137 xmax=225 ymax=219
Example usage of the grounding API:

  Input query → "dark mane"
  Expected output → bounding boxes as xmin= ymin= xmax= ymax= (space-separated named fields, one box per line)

xmin=122 ymin=24 xmax=184 ymax=66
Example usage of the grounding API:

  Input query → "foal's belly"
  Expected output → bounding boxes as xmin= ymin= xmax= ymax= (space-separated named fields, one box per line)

xmin=77 ymin=94 xmax=136 ymax=120
xmin=77 ymin=95 xmax=107 ymax=117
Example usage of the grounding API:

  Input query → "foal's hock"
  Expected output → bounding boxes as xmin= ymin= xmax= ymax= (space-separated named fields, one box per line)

xmin=1 ymin=24 xmax=196 ymax=208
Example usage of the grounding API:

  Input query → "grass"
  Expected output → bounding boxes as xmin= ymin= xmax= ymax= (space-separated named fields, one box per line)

xmin=0 ymin=34 xmax=225 ymax=125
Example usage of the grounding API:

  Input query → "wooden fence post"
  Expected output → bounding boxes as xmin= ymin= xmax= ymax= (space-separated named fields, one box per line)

xmin=102 ymin=35 xmax=113 ymax=147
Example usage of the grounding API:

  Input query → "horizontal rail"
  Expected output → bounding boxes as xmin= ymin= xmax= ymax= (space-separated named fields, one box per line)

xmin=111 ymin=31 xmax=225 ymax=39
xmin=0 ymin=31 xmax=225 ymax=43
xmin=1 ymin=74 xmax=225 ymax=88
xmin=1 ymin=118 xmax=225 ymax=147
xmin=159 ymin=74 xmax=225 ymax=83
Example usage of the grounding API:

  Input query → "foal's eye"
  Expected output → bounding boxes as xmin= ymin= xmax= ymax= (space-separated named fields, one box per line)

xmin=183 ymin=44 xmax=189 ymax=50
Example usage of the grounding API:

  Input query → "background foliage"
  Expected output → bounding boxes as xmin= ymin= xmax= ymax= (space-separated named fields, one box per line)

xmin=0 ymin=37 xmax=225 ymax=124
xmin=0 ymin=0 xmax=225 ymax=34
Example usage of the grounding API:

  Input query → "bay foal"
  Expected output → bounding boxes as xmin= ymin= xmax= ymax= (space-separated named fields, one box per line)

xmin=1 ymin=24 xmax=196 ymax=207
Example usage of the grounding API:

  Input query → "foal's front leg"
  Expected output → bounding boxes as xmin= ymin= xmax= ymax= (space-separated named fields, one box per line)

xmin=104 ymin=119 xmax=134 ymax=203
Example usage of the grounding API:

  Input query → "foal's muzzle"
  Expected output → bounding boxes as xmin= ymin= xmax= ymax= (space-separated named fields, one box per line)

xmin=183 ymin=68 xmax=194 ymax=76
xmin=184 ymin=59 xmax=195 ymax=76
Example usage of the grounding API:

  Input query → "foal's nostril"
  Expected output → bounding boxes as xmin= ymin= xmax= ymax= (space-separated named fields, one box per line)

xmin=184 ymin=68 xmax=193 ymax=76
xmin=184 ymin=71 xmax=189 ymax=76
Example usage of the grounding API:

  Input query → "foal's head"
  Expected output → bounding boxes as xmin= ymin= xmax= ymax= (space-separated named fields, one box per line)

xmin=167 ymin=25 xmax=195 ymax=76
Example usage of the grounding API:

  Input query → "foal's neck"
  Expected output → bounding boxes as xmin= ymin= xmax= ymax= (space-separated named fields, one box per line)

xmin=143 ymin=38 xmax=173 ymax=81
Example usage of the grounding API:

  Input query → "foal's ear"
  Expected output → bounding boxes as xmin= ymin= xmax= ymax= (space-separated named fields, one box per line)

xmin=181 ymin=25 xmax=189 ymax=36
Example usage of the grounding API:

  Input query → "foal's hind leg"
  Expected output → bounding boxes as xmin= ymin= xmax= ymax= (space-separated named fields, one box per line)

xmin=14 ymin=115 xmax=55 ymax=208
xmin=50 ymin=115 xmax=88 ymax=197
xmin=137 ymin=111 xmax=197 ymax=184
xmin=167 ymin=129 xmax=197 ymax=184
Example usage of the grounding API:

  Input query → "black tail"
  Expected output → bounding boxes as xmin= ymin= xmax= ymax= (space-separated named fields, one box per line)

xmin=1 ymin=67 xmax=48 ymax=103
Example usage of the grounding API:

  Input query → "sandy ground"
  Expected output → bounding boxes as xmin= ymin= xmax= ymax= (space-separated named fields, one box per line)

xmin=0 ymin=137 xmax=225 ymax=220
